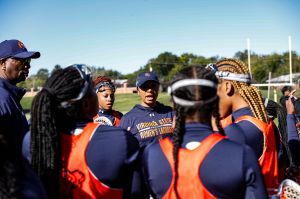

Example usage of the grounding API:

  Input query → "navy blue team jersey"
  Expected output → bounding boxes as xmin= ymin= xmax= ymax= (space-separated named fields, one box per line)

xmin=94 ymin=109 xmax=123 ymax=126
xmin=85 ymin=124 xmax=140 ymax=198
xmin=224 ymin=107 xmax=264 ymax=158
xmin=224 ymin=107 xmax=280 ymax=162
xmin=120 ymin=102 xmax=174 ymax=148
xmin=23 ymin=123 xmax=140 ymax=198
xmin=142 ymin=123 xmax=268 ymax=199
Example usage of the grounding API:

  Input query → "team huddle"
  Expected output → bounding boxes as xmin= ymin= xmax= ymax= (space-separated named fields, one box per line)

xmin=1 ymin=39 xmax=300 ymax=199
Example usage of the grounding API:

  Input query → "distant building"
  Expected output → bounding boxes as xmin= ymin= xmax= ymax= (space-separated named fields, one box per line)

xmin=114 ymin=79 xmax=128 ymax=86
xmin=113 ymin=79 xmax=137 ymax=94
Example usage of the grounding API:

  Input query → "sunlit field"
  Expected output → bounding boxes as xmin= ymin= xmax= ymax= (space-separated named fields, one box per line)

xmin=21 ymin=92 xmax=172 ymax=118
xmin=21 ymin=88 xmax=293 ymax=120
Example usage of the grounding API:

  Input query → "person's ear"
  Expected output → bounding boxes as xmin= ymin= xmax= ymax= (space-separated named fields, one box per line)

xmin=224 ymin=81 xmax=235 ymax=97
xmin=0 ymin=60 xmax=6 ymax=70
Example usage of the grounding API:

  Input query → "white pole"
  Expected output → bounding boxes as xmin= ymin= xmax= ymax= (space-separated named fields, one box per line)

xmin=267 ymin=72 xmax=271 ymax=99
xmin=274 ymin=89 xmax=277 ymax=102
xmin=289 ymin=36 xmax=293 ymax=84
xmin=247 ymin=38 xmax=252 ymax=77
xmin=149 ymin=62 xmax=152 ymax=72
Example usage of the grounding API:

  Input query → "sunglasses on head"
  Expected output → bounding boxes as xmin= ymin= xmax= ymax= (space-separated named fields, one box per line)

xmin=205 ymin=63 xmax=251 ymax=83
xmin=205 ymin=63 xmax=218 ymax=73
xmin=73 ymin=64 xmax=92 ymax=83
xmin=60 ymin=64 xmax=93 ymax=108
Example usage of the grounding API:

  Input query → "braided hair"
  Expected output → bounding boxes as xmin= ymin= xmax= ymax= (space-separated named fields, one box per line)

xmin=30 ymin=65 xmax=90 ymax=198
xmin=216 ymin=58 xmax=269 ymax=123
xmin=170 ymin=66 xmax=224 ymax=198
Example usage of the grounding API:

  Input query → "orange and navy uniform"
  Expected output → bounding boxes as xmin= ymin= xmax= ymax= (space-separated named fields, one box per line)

xmin=236 ymin=115 xmax=278 ymax=194
xmin=93 ymin=109 xmax=123 ymax=126
xmin=60 ymin=122 xmax=139 ymax=199
xmin=220 ymin=114 xmax=233 ymax=129
xmin=222 ymin=107 xmax=278 ymax=195
xmin=160 ymin=134 xmax=223 ymax=199
xmin=142 ymin=123 xmax=268 ymax=199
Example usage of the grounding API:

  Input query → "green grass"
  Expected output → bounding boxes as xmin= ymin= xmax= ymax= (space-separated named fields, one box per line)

xmin=113 ymin=92 xmax=171 ymax=113
xmin=22 ymin=88 xmax=297 ymax=117
xmin=20 ymin=97 xmax=34 ymax=115
xmin=21 ymin=92 xmax=172 ymax=116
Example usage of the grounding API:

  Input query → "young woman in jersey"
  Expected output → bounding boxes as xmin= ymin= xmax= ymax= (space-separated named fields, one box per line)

xmin=30 ymin=65 xmax=139 ymax=199
xmin=142 ymin=66 xmax=267 ymax=199
xmin=209 ymin=58 xmax=278 ymax=194
xmin=93 ymin=76 xmax=123 ymax=126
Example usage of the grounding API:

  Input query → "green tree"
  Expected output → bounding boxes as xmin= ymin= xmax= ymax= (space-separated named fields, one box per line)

xmin=105 ymin=69 xmax=123 ymax=80
xmin=165 ymin=64 xmax=185 ymax=82
xmin=35 ymin=68 xmax=49 ymax=88
xmin=234 ymin=50 xmax=248 ymax=63
xmin=150 ymin=52 xmax=180 ymax=76
xmin=193 ymin=56 xmax=210 ymax=66
xmin=90 ymin=66 xmax=123 ymax=81
xmin=148 ymin=52 xmax=180 ymax=90
xmin=179 ymin=53 xmax=197 ymax=65
xmin=51 ymin=64 xmax=62 ymax=75
xmin=124 ymin=71 xmax=140 ymax=87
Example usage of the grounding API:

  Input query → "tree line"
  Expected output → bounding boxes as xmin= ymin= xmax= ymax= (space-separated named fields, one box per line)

xmin=18 ymin=50 xmax=300 ymax=91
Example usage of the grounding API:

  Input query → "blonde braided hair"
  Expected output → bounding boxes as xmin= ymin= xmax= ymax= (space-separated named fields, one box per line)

xmin=216 ymin=58 xmax=269 ymax=123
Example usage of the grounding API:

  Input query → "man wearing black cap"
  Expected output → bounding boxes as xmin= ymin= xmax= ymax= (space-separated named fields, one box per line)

xmin=120 ymin=72 xmax=174 ymax=148
xmin=0 ymin=39 xmax=40 ymax=153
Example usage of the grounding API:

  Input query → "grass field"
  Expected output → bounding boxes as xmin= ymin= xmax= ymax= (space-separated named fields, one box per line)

xmin=112 ymin=92 xmax=172 ymax=113
xmin=21 ymin=92 xmax=172 ymax=116
xmin=21 ymin=88 xmax=292 ymax=118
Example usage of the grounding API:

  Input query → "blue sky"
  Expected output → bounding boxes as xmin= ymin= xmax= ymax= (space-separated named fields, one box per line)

xmin=1 ymin=0 xmax=299 ymax=75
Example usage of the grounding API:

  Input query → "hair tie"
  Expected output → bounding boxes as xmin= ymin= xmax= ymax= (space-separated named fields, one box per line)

xmin=42 ymin=87 xmax=55 ymax=98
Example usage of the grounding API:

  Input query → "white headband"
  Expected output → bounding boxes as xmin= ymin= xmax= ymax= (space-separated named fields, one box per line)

xmin=215 ymin=71 xmax=251 ymax=83
xmin=168 ymin=79 xmax=217 ymax=107
xmin=172 ymin=95 xmax=218 ymax=107
xmin=168 ymin=79 xmax=216 ymax=94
